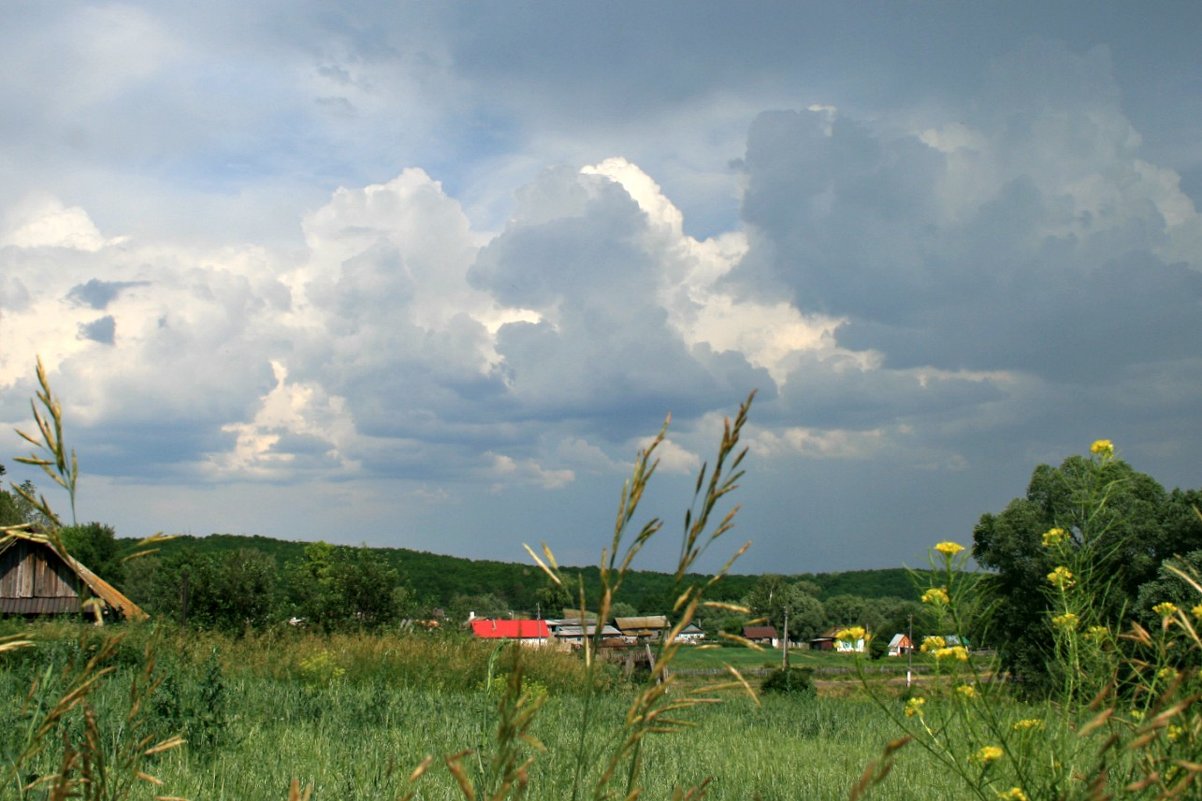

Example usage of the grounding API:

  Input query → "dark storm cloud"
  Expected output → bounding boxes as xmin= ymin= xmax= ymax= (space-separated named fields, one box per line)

xmin=77 ymin=315 xmax=116 ymax=344
xmin=67 ymin=278 xmax=149 ymax=310
xmin=731 ymin=41 xmax=1202 ymax=385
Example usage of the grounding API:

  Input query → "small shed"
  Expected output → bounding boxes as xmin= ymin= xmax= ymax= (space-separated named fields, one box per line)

xmin=0 ymin=530 xmax=147 ymax=621
xmin=887 ymin=633 xmax=914 ymax=656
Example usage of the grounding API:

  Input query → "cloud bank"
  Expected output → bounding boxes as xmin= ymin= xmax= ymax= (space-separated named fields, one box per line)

xmin=1 ymin=7 xmax=1199 ymax=572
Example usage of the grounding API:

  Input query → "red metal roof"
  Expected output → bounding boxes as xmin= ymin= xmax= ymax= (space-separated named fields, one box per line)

xmin=471 ymin=619 xmax=549 ymax=639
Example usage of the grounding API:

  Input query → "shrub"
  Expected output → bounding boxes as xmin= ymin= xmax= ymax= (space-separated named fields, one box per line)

xmin=761 ymin=666 xmax=816 ymax=698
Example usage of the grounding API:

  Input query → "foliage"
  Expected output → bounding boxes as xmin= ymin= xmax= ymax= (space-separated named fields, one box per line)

xmin=760 ymin=666 xmax=816 ymax=698
xmin=850 ymin=442 xmax=1202 ymax=801
xmin=131 ymin=547 xmax=279 ymax=631
xmin=58 ymin=522 xmax=125 ymax=587
xmin=973 ymin=450 xmax=1202 ymax=688
xmin=285 ymin=541 xmax=416 ymax=630
xmin=133 ymin=531 xmax=920 ymax=625
xmin=745 ymin=575 xmax=827 ymax=641
xmin=0 ymin=471 xmax=45 ymax=529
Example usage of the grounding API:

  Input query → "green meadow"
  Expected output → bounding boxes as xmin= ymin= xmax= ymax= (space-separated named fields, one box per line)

xmin=0 ymin=622 xmax=983 ymax=801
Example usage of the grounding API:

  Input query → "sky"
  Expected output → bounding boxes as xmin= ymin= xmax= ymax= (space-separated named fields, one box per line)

xmin=2 ymin=2 xmax=1201 ymax=575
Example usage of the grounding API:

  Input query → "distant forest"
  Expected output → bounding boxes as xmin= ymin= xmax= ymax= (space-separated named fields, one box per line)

xmin=125 ymin=532 xmax=921 ymax=617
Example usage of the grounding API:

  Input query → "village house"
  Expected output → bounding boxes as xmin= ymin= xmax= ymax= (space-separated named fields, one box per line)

xmin=810 ymin=627 xmax=870 ymax=653
xmin=742 ymin=625 xmax=780 ymax=648
xmin=0 ymin=530 xmax=147 ymax=621
xmin=614 ymin=615 xmax=671 ymax=643
xmin=548 ymin=621 xmax=623 ymax=647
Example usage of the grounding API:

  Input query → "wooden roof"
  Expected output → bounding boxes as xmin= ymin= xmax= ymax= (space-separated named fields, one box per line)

xmin=0 ymin=530 xmax=148 ymax=621
xmin=614 ymin=615 xmax=669 ymax=631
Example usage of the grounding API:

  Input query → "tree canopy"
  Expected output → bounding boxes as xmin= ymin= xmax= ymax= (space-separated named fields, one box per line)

xmin=973 ymin=452 xmax=1202 ymax=687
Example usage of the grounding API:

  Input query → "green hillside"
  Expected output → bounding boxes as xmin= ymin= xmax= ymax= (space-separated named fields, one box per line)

xmin=126 ymin=532 xmax=920 ymax=614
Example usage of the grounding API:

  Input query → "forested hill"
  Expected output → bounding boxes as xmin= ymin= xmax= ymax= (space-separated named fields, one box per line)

xmin=127 ymin=533 xmax=921 ymax=612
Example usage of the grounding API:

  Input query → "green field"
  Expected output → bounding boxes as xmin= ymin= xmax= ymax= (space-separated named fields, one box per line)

xmin=0 ymin=622 xmax=1031 ymax=801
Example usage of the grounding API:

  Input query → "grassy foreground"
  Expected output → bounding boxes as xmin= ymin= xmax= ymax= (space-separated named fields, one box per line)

xmin=0 ymin=622 xmax=985 ymax=801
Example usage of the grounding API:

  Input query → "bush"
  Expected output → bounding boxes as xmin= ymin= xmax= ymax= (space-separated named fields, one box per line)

xmin=761 ymin=666 xmax=816 ymax=697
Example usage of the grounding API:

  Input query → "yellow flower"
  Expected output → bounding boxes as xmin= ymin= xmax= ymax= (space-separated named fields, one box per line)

xmin=1041 ymin=527 xmax=1069 ymax=548
xmin=1012 ymin=718 xmax=1043 ymax=731
xmin=934 ymin=541 xmax=965 ymax=556
xmin=1167 ymin=725 xmax=1184 ymax=743
xmin=836 ymin=626 xmax=867 ymax=642
xmin=904 ymin=697 xmax=925 ymax=718
xmin=956 ymin=683 xmax=978 ymax=700
xmin=1158 ymin=667 xmax=1177 ymax=681
xmin=1052 ymin=612 xmax=1079 ymax=630
xmin=997 ymin=789 xmax=1029 ymax=801
xmin=920 ymin=635 xmax=945 ymax=653
xmin=1153 ymin=601 xmax=1179 ymax=618
xmin=1130 ymin=709 xmax=1145 ymax=722
xmin=973 ymin=745 xmax=1004 ymax=765
xmin=935 ymin=645 xmax=970 ymax=662
xmin=1193 ymin=604 xmax=1202 ymax=620
xmin=1090 ymin=439 xmax=1114 ymax=459
xmin=1047 ymin=566 xmax=1075 ymax=590
xmin=1085 ymin=625 xmax=1109 ymax=642
xmin=922 ymin=587 xmax=950 ymax=605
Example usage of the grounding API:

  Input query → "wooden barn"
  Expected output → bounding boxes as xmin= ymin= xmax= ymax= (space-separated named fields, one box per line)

xmin=0 ymin=530 xmax=147 ymax=621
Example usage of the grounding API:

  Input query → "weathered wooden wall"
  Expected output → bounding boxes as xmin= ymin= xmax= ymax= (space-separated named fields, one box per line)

xmin=0 ymin=540 xmax=82 ymax=614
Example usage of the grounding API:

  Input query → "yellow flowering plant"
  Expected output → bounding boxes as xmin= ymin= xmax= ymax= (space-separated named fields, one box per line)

xmin=846 ymin=440 xmax=1202 ymax=801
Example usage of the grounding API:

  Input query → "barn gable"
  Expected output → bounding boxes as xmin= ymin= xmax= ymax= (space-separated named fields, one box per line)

xmin=0 ymin=530 xmax=147 ymax=621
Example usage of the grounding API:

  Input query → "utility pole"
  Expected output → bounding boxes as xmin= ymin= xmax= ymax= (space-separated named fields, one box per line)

xmin=782 ymin=606 xmax=789 ymax=669
xmin=906 ymin=613 xmax=914 ymax=689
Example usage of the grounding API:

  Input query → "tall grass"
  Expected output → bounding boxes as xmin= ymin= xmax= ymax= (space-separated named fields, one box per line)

xmin=3 ymin=626 xmax=978 ymax=801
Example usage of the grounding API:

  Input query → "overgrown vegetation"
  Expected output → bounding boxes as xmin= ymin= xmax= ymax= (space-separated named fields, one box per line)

xmin=846 ymin=440 xmax=1202 ymax=801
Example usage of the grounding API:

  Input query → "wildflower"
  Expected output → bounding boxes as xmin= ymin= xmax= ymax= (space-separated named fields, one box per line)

xmin=1193 ymin=604 xmax=1202 ymax=620
xmin=904 ymin=697 xmax=925 ymax=718
xmin=1157 ymin=667 xmax=1177 ymax=681
xmin=997 ymin=789 xmax=1029 ymax=801
xmin=1052 ymin=612 xmax=1079 ymax=630
xmin=1012 ymin=718 xmax=1043 ymax=731
xmin=973 ymin=745 xmax=1004 ymax=765
xmin=1167 ymin=725 xmax=1184 ymax=743
xmin=920 ymin=635 xmax=945 ymax=653
xmin=1090 ymin=439 xmax=1114 ymax=459
xmin=1130 ymin=709 xmax=1145 ymax=722
xmin=1047 ymin=566 xmax=1075 ymax=590
xmin=922 ymin=587 xmax=950 ymax=605
xmin=1041 ymin=527 xmax=1069 ymax=548
xmin=934 ymin=541 xmax=964 ymax=557
xmin=1085 ymin=625 xmax=1109 ymax=643
xmin=1153 ymin=601 xmax=1179 ymax=618
xmin=836 ymin=626 xmax=867 ymax=642
xmin=935 ymin=645 xmax=970 ymax=662
xmin=956 ymin=683 xmax=978 ymax=700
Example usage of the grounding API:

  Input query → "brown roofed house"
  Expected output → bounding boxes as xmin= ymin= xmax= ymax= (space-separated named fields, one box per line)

xmin=0 ymin=530 xmax=147 ymax=621
xmin=742 ymin=625 xmax=779 ymax=646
